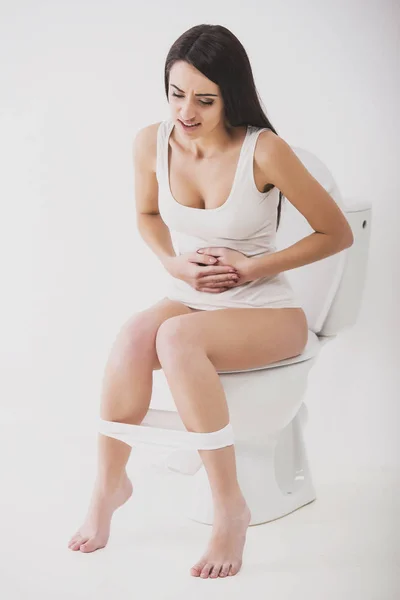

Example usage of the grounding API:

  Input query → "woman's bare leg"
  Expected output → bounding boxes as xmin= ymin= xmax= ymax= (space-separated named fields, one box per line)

xmin=67 ymin=298 xmax=199 ymax=553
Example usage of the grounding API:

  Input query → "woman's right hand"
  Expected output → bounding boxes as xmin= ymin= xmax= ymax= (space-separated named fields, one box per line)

xmin=164 ymin=252 xmax=240 ymax=293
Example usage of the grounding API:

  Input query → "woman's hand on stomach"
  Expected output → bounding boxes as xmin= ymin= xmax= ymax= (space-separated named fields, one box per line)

xmin=164 ymin=252 xmax=240 ymax=293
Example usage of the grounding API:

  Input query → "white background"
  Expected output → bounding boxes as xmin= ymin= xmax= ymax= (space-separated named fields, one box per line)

xmin=1 ymin=0 xmax=399 ymax=477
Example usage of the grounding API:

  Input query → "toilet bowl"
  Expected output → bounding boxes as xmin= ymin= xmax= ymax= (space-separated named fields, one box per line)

xmin=99 ymin=149 xmax=372 ymax=526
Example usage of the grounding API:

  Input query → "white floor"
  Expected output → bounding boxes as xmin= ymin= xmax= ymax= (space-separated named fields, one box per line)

xmin=1 ymin=424 xmax=399 ymax=600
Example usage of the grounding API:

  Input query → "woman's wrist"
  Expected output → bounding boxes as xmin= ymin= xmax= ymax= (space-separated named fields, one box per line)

xmin=243 ymin=254 xmax=274 ymax=281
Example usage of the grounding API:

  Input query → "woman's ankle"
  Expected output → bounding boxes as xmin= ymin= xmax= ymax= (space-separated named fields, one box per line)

xmin=95 ymin=470 xmax=128 ymax=493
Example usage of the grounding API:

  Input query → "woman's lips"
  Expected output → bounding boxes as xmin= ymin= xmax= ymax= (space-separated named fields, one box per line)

xmin=179 ymin=120 xmax=201 ymax=128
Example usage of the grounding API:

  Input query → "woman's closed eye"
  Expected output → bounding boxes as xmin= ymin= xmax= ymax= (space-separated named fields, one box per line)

xmin=172 ymin=92 xmax=214 ymax=106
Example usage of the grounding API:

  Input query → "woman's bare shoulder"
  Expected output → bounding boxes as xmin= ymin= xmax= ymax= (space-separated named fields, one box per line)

xmin=133 ymin=121 xmax=164 ymax=173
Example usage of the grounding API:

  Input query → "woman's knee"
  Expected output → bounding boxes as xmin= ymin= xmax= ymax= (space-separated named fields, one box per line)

xmin=111 ymin=301 xmax=196 ymax=370
xmin=155 ymin=315 xmax=193 ymax=359
xmin=109 ymin=312 xmax=160 ymax=366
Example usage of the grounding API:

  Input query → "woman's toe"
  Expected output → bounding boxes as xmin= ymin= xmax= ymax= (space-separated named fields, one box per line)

xmin=190 ymin=561 xmax=206 ymax=577
xmin=68 ymin=537 xmax=78 ymax=548
xmin=78 ymin=537 xmax=93 ymax=552
xmin=210 ymin=564 xmax=222 ymax=578
xmin=219 ymin=563 xmax=231 ymax=577
xmin=200 ymin=563 xmax=213 ymax=578
xmin=70 ymin=538 xmax=83 ymax=551
xmin=229 ymin=561 xmax=242 ymax=576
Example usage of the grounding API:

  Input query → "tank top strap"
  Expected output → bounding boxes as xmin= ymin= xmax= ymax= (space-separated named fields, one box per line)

xmin=235 ymin=125 xmax=271 ymax=189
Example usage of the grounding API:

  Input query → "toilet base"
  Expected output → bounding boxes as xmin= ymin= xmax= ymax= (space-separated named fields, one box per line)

xmin=187 ymin=411 xmax=316 ymax=526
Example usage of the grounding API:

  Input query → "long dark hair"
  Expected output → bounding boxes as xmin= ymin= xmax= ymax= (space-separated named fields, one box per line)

xmin=164 ymin=24 xmax=284 ymax=230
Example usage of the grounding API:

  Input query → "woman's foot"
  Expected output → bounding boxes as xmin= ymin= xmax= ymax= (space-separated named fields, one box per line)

xmin=68 ymin=474 xmax=133 ymax=553
xmin=190 ymin=496 xmax=251 ymax=578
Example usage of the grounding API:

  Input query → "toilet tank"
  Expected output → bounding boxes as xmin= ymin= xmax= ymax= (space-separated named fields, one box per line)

xmin=276 ymin=147 xmax=372 ymax=336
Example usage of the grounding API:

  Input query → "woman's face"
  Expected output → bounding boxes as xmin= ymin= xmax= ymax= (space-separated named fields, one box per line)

xmin=168 ymin=61 xmax=226 ymax=135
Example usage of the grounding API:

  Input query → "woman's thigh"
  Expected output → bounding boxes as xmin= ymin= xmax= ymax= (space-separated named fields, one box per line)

xmin=117 ymin=297 xmax=201 ymax=371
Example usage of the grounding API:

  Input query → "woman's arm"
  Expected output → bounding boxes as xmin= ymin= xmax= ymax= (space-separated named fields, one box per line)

xmin=247 ymin=131 xmax=354 ymax=279
xmin=133 ymin=124 xmax=176 ymax=269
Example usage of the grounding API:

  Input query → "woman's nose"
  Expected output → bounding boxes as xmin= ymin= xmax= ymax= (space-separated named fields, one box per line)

xmin=180 ymin=99 xmax=197 ymax=119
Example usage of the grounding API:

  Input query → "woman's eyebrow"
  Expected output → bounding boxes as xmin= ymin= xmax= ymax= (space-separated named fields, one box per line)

xmin=170 ymin=83 xmax=218 ymax=97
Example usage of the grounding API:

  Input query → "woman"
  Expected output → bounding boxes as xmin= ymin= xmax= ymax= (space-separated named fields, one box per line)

xmin=68 ymin=24 xmax=353 ymax=579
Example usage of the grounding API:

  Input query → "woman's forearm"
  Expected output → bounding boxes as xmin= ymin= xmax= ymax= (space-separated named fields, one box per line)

xmin=247 ymin=232 xmax=353 ymax=280
xmin=137 ymin=213 xmax=176 ymax=269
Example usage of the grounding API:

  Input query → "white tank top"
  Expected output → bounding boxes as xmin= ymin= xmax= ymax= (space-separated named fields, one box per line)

xmin=156 ymin=118 xmax=301 ymax=310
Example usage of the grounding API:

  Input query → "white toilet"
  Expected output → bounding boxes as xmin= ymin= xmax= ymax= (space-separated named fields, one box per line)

xmin=103 ymin=148 xmax=372 ymax=526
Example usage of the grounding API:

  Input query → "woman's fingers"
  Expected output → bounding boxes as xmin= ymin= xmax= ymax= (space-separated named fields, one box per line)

xmin=201 ymin=274 xmax=239 ymax=285
xmin=196 ymin=266 xmax=239 ymax=292
xmin=199 ymin=279 xmax=238 ymax=292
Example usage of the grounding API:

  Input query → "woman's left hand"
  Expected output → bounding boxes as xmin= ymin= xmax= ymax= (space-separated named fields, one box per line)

xmin=196 ymin=247 xmax=255 ymax=285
